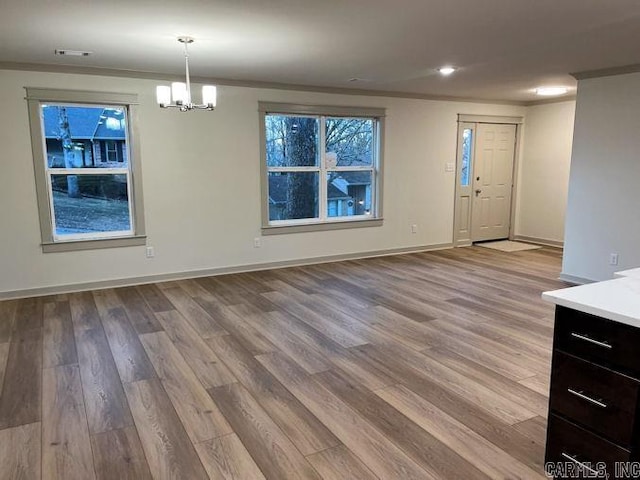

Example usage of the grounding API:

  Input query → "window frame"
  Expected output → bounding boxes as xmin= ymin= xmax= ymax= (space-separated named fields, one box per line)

xmin=259 ymin=102 xmax=385 ymax=235
xmin=26 ymin=88 xmax=146 ymax=253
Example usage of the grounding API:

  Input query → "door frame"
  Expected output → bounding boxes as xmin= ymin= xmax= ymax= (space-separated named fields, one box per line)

xmin=453 ymin=114 xmax=524 ymax=247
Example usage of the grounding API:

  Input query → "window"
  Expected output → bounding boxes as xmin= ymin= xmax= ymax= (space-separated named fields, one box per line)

xmin=260 ymin=102 xmax=385 ymax=233
xmin=461 ymin=127 xmax=473 ymax=186
xmin=105 ymin=140 xmax=119 ymax=163
xmin=26 ymin=88 xmax=146 ymax=252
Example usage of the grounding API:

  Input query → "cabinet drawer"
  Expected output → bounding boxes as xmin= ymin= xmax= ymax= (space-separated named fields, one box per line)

xmin=550 ymin=351 xmax=640 ymax=446
xmin=554 ymin=306 xmax=640 ymax=376
xmin=545 ymin=414 xmax=630 ymax=479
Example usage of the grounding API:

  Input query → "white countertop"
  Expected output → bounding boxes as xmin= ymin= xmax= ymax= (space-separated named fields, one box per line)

xmin=614 ymin=267 xmax=640 ymax=279
xmin=542 ymin=277 xmax=640 ymax=328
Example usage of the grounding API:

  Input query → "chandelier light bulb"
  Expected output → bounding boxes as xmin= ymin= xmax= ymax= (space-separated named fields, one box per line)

xmin=156 ymin=86 xmax=171 ymax=106
xmin=171 ymin=82 xmax=188 ymax=104
xmin=202 ymin=85 xmax=217 ymax=107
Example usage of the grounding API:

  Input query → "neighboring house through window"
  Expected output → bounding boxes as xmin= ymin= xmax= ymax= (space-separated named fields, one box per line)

xmin=260 ymin=102 xmax=385 ymax=233
xmin=26 ymin=88 xmax=146 ymax=252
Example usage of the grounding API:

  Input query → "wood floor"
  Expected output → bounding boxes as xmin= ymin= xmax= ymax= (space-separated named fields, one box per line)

xmin=0 ymin=246 xmax=566 ymax=479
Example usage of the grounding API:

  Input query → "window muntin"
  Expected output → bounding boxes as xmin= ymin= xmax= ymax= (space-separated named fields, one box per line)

xmin=27 ymin=88 xmax=145 ymax=252
xmin=264 ymin=111 xmax=380 ymax=226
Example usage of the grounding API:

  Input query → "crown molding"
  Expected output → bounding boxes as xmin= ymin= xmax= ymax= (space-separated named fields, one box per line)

xmin=522 ymin=95 xmax=577 ymax=107
xmin=0 ymin=61 xmax=530 ymax=106
xmin=571 ymin=63 xmax=640 ymax=81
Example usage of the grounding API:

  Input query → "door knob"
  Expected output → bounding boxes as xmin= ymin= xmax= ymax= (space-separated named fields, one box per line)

xmin=475 ymin=189 xmax=482 ymax=195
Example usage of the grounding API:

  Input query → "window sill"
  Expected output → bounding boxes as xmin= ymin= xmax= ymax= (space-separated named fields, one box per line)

xmin=42 ymin=235 xmax=146 ymax=253
xmin=262 ymin=218 xmax=383 ymax=235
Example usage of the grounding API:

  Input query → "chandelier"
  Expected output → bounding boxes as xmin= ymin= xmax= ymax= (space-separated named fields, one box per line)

xmin=156 ymin=37 xmax=216 ymax=111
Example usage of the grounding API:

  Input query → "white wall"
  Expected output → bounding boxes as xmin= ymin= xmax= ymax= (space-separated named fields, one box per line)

xmin=0 ymin=69 xmax=527 ymax=296
xmin=515 ymin=100 xmax=575 ymax=244
xmin=563 ymin=72 xmax=640 ymax=282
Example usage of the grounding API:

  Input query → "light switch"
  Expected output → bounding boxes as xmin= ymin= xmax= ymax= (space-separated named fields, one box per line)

xmin=445 ymin=162 xmax=455 ymax=172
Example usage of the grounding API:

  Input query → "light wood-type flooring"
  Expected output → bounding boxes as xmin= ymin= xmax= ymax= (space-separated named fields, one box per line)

xmin=0 ymin=246 xmax=566 ymax=479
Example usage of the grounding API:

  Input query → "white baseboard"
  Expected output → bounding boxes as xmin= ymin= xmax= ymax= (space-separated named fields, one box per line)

xmin=513 ymin=235 xmax=564 ymax=248
xmin=0 ymin=242 xmax=453 ymax=300
xmin=558 ymin=272 xmax=596 ymax=285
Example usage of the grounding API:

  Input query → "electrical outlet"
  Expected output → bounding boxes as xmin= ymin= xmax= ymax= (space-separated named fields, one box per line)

xmin=445 ymin=162 xmax=455 ymax=172
xmin=411 ymin=224 xmax=418 ymax=234
xmin=146 ymin=246 xmax=155 ymax=258
xmin=610 ymin=253 xmax=619 ymax=266
xmin=254 ymin=237 xmax=261 ymax=248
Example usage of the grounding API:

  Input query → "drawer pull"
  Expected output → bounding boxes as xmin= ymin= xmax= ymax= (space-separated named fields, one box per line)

xmin=571 ymin=332 xmax=612 ymax=349
xmin=560 ymin=453 xmax=601 ymax=476
xmin=567 ymin=388 xmax=608 ymax=408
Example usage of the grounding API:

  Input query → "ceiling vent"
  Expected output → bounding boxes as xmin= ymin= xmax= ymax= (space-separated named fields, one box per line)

xmin=54 ymin=49 xmax=92 ymax=57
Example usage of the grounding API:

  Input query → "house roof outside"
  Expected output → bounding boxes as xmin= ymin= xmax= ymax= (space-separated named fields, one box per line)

xmin=43 ymin=106 xmax=126 ymax=141
xmin=268 ymin=175 xmax=358 ymax=205
xmin=335 ymin=158 xmax=372 ymax=169
xmin=331 ymin=171 xmax=371 ymax=185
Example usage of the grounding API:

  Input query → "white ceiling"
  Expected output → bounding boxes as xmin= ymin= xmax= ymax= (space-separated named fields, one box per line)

xmin=3 ymin=0 xmax=640 ymax=102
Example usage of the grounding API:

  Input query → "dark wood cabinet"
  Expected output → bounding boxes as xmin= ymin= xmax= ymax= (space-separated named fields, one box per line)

xmin=553 ymin=306 xmax=640 ymax=375
xmin=546 ymin=305 xmax=640 ymax=478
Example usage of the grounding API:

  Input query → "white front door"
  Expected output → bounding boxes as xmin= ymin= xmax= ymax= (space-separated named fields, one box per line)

xmin=471 ymin=123 xmax=517 ymax=242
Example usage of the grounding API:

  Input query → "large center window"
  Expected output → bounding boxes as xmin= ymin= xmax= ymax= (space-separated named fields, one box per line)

xmin=260 ymin=103 xmax=385 ymax=233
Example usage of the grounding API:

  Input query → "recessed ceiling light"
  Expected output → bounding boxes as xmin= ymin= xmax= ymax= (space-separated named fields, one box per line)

xmin=535 ymin=86 xmax=568 ymax=96
xmin=437 ymin=66 xmax=457 ymax=76
xmin=54 ymin=49 xmax=92 ymax=57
